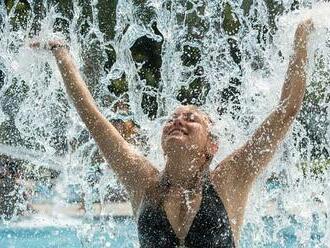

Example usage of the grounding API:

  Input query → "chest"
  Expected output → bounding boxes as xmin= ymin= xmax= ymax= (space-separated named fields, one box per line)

xmin=137 ymin=183 xmax=234 ymax=247
xmin=163 ymin=191 xmax=202 ymax=240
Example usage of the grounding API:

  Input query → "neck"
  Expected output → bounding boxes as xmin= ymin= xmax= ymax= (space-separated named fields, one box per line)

xmin=163 ymin=151 xmax=209 ymax=191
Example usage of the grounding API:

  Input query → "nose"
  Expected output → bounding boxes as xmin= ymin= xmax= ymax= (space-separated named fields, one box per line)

xmin=172 ymin=115 xmax=184 ymax=126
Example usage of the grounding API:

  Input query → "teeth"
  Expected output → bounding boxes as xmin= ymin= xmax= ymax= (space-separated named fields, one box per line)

xmin=170 ymin=129 xmax=185 ymax=135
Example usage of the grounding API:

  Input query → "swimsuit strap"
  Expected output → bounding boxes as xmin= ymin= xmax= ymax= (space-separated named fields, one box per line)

xmin=138 ymin=169 xmax=235 ymax=247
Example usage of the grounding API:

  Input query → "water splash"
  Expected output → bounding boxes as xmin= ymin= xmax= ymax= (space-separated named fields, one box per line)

xmin=0 ymin=0 xmax=329 ymax=246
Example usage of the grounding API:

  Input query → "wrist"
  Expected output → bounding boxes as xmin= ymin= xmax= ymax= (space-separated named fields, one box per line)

xmin=51 ymin=45 xmax=70 ymax=58
xmin=294 ymin=39 xmax=308 ymax=53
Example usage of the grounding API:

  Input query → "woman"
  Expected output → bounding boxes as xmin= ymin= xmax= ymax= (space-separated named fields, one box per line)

xmin=31 ymin=19 xmax=313 ymax=247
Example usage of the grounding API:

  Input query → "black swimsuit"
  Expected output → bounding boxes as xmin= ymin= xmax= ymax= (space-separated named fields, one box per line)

xmin=137 ymin=175 xmax=235 ymax=247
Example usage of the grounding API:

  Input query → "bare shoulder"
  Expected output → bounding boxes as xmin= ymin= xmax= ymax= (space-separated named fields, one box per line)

xmin=130 ymin=169 xmax=160 ymax=215
xmin=211 ymin=148 xmax=247 ymax=193
xmin=210 ymin=149 xmax=253 ymax=215
xmin=210 ymin=154 xmax=252 ymax=240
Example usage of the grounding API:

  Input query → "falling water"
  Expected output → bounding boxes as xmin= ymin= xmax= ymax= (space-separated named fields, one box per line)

xmin=0 ymin=0 xmax=329 ymax=246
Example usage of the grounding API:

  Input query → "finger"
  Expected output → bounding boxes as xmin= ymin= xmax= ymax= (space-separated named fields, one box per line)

xmin=302 ymin=18 xmax=314 ymax=32
xmin=29 ymin=41 xmax=53 ymax=50
xmin=48 ymin=40 xmax=65 ymax=48
xmin=306 ymin=19 xmax=315 ymax=31
xmin=29 ymin=41 xmax=41 ymax=48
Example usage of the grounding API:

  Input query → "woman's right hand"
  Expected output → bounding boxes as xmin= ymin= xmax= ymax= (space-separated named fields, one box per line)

xmin=294 ymin=19 xmax=314 ymax=51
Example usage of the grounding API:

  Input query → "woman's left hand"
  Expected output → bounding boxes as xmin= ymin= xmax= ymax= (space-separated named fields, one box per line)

xmin=29 ymin=40 xmax=68 ymax=51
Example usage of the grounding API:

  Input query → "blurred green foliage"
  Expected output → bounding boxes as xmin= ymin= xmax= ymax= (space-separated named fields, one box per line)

xmin=2 ymin=0 xmax=284 ymax=116
xmin=299 ymin=159 xmax=330 ymax=179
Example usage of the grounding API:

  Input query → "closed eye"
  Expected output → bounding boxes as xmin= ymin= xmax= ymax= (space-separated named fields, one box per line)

xmin=166 ymin=118 xmax=174 ymax=124
xmin=186 ymin=113 xmax=200 ymax=123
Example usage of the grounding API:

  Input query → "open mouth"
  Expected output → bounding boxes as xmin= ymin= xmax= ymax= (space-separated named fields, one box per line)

xmin=168 ymin=129 xmax=187 ymax=136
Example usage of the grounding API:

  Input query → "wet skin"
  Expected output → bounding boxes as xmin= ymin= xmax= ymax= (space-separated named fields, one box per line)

xmin=32 ymin=19 xmax=313 ymax=246
xmin=161 ymin=106 xmax=215 ymax=162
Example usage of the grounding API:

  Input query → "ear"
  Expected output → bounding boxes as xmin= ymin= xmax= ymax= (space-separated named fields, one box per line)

xmin=207 ymin=140 xmax=218 ymax=156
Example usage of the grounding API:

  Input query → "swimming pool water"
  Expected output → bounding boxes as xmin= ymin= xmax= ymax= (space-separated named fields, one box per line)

xmin=0 ymin=214 xmax=326 ymax=247
xmin=0 ymin=218 xmax=138 ymax=248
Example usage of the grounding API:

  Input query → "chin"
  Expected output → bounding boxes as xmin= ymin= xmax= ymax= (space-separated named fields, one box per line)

xmin=164 ymin=137 xmax=198 ymax=154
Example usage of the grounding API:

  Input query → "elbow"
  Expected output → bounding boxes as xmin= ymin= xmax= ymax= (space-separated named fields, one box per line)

xmin=280 ymin=103 xmax=301 ymax=123
xmin=288 ymin=104 xmax=301 ymax=116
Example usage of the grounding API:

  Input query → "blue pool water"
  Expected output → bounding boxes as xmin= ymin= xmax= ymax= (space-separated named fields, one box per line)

xmin=0 ymin=218 xmax=138 ymax=248
xmin=0 ymin=214 xmax=326 ymax=247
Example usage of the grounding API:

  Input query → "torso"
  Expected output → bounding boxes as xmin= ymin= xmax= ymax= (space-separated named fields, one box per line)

xmin=137 ymin=175 xmax=235 ymax=247
xmin=163 ymin=187 xmax=203 ymax=240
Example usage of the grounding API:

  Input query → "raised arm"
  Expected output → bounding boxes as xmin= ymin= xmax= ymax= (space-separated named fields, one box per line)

xmin=213 ymin=20 xmax=314 ymax=191
xmin=31 ymin=41 xmax=158 ymax=208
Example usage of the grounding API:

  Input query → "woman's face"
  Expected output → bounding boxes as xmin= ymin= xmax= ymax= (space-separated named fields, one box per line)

xmin=161 ymin=106 xmax=213 ymax=156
